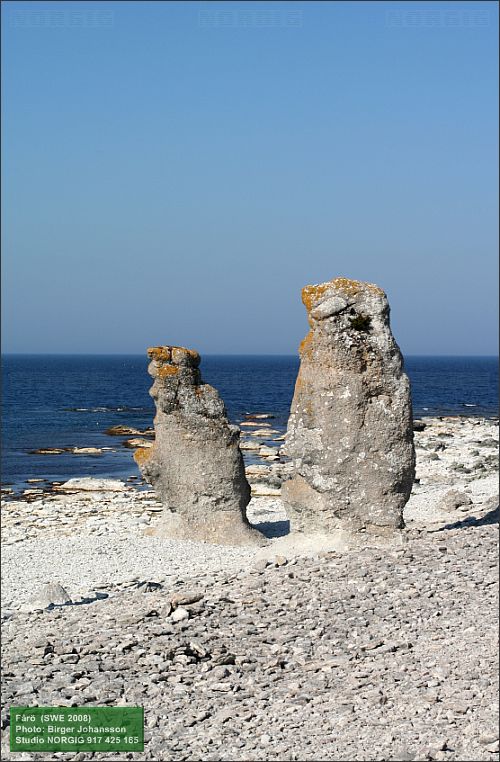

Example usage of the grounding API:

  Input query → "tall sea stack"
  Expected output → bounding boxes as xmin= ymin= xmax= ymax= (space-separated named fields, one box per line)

xmin=282 ymin=277 xmax=415 ymax=535
xmin=135 ymin=346 xmax=262 ymax=545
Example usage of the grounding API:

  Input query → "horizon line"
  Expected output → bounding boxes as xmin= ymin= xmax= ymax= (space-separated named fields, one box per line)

xmin=1 ymin=352 xmax=499 ymax=358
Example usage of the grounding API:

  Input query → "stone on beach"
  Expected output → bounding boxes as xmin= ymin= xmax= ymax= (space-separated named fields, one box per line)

xmin=282 ymin=277 xmax=415 ymax=535
xmin=20 ymin=582 xmax=72 ymax=613
xmin=134 ymin=346 xmax=264 ymax=545
xmin=439 ymin=489 xmax=473 ymax=512
xmin=55 ymin=478 xmax=129 ymax=492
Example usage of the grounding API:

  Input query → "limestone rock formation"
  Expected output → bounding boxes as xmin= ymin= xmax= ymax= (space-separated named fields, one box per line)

xmin=282 ymin=277 xmax=415 ymax=535
xmin=135 ymin=346 xmax=262 ymax=545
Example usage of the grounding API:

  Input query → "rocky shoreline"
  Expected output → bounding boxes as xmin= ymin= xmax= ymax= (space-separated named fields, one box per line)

xmin=1 ymin=416 xmax=498 ymax=760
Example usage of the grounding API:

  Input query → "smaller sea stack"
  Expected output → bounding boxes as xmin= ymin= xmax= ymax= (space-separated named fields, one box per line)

xmin=135 ymin=346 xmax=262 ymax=545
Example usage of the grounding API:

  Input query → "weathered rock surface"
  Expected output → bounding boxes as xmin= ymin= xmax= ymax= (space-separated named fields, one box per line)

xmin=134 ymin=346 xmax=263 ymax=545
xmin=283 ymin=277 xmax=415 ymax=535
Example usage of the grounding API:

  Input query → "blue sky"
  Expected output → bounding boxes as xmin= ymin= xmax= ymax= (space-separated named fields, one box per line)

xmin=2 ymin=1 xmax=498 ymax=355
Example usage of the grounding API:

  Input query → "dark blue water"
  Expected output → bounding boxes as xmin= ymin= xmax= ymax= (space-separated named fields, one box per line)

xmin=2 ymin=355 xmax=498 ymax=490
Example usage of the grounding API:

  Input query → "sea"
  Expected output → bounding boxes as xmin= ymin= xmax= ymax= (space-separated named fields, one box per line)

xmin=1 ymin=355 xmax=498 ymax=493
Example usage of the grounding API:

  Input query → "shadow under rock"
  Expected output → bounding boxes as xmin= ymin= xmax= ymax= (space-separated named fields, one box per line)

xmin=252 ymin=519 xmax=291 ymax=539
xmin=436 ymin=505 xmax=499 ymax=532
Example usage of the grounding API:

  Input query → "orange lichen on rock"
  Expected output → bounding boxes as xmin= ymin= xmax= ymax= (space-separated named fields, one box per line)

xmin=299 ymin=331 xmax=313 ymax=358
xmin=134 ymin=446 xmax=153 ymax=465
xmin=147 ymin=346 xmax=200 ymax=367
xmin=331 ymin=277 xmax=384 ymax=297
xmin=302 ymin=277 xmax=385 ymax=312
xmin=302 ymin=283 xmax=331 ymax=312
xmin=147 ymin=346 xmax=173 ymax=363
xmin=293 ymin=372 xmax=304 ymax=393
xmin=157 ymin=365 xmax=179 ymax=378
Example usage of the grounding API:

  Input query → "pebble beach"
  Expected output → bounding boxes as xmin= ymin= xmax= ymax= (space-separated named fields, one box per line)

xmin=1 ymin=415 xmax=499 ymax=760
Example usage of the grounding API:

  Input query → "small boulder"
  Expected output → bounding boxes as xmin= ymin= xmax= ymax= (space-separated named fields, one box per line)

xmin=413 ymin=420 xmax=427 ymax=432
xmin=170 ymin=607 xmax=190 ymax=623
xmin=170 ymin=592 xmax=204 ymax=608
xmin=439 ymin=490 xmax=473 ymax=512
xmin=20 ymin=583 xmax=72 ymax=613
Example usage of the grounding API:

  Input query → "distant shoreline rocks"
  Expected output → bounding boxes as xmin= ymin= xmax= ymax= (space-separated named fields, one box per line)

xmin=122 ymin=437 xmax=154 ymax=449
xmin=64 ymin=406 xmax=153 ymax=414
xmin=244 ymin=413 xmax=275 ymax=420
xmin=54 ymin=477 xmax=131 ymax=492
xmin=104 ymin=425 xmax=155 ymax=437
xmin=29 ymin=446 xmax=106 ymax=456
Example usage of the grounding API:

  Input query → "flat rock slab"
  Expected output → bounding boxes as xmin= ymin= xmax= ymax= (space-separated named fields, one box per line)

xmin=55 ymin=478 xmax=129 ymax=492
